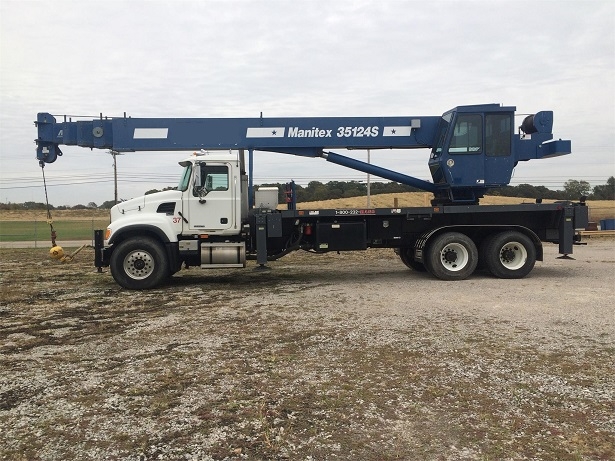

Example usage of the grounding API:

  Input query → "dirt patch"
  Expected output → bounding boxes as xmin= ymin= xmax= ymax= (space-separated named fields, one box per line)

xmin=1 ymin=241 xmax=614 ymax=460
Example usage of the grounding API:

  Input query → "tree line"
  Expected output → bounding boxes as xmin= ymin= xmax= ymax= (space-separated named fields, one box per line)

xmin=490 ymin=177 xmax=614 ymax=201
xmin=263 ymin=177 xmax=615 ymax=203
xmin=2 ymin=177 xmax=613 ymax=211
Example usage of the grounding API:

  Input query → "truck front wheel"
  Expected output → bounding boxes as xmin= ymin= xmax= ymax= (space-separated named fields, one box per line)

xmin=110 ymin=237 xmax=170 ymax=289
xmin=425 ymin=232 xmax=478 ymax=281
xmin=483 ymin=231 xmax=536 ymax=279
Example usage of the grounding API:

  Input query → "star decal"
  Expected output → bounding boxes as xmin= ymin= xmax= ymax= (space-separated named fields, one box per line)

xmin=272 ymin=130 xmax=277 ymax=136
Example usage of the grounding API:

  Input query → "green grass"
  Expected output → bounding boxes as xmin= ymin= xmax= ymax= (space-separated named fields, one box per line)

xmin=0 ymin=219 xmax=110 ymax=241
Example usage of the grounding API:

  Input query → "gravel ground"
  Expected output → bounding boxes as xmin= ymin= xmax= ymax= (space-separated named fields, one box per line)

xmin=0 ymin=238 xmax=614 ymax=460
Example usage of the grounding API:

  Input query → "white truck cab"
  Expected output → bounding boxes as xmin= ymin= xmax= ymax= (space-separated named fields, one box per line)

xmin=106 ymin=151 xmax=248 ymax=246
xmin=178 ymin=151 xmax=247 ymax=235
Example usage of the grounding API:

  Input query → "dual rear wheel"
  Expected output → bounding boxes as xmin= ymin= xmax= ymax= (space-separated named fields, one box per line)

xmin=399 ymin=230 xmax=536 ymax=281
xmin=480 ymin=231 xmax=536 ymax=279
xmin=424 ymin=232 xmax=478 ymax=281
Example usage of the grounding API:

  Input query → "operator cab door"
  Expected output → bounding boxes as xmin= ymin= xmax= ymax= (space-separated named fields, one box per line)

xmin=484 ymin=113 xmax=514 ymax=186
xmin=186 ymin=162 xmax=234 ymax=232
xmin=447 ymin=113 xmax=484 ymax=187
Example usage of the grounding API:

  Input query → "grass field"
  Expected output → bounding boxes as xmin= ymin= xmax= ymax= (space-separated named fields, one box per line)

xmin=0 ymin=217 xmax=110 ymax=242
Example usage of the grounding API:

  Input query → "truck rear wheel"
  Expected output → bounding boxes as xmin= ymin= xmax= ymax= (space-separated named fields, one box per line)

xmin=398 ymin=247 xmax=427 ymax=272
xmin=484 ymin=231 xmax=536 ymax=279
xmin=424 ymin=232 xmax=478 ymax=281
xmin=110 ymin=237 xmax=170 ymax=289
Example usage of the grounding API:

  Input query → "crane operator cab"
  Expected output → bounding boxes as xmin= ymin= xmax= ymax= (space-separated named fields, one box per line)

xmin=427 ymin=104 xmax=570 ymax=204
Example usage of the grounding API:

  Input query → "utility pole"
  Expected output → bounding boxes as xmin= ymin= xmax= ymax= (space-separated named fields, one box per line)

xmin=366 ymin=149 xmax=371 ymax=208
xmin=108 ymin=150 xmax=123 ymax=204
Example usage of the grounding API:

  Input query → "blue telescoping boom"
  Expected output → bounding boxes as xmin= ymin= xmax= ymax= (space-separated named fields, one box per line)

xmin=35 ymin=104 xmax=571 ymax=204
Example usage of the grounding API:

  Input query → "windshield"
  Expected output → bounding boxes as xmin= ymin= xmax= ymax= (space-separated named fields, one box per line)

xmin=177 ymin=164 xmax=192 ymax=192
xmin=433 ymin=111 xmax=453 ymax=155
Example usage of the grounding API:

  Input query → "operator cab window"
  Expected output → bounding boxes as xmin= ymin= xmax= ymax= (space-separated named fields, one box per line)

xmin=485 ymin=113 xmax=512 ymax=157
xmin=449 ymin=114 xmax=482 ymax=154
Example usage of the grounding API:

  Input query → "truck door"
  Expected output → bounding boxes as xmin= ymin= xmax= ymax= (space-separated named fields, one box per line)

xmin=484 ymin=113 xmax=514 ymax=186
xmin=187 ymin=163 xmax=234 ymax=232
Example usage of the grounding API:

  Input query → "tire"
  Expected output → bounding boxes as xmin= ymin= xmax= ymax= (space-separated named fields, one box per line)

xmin=398 ymin=247 xmax=427 ymax=272
xmin=424 ymin=232 xmax=478 ymax=281
xmin=110 ymin=237 xmax=170 ymax=289
xmin=478 ymin=234 xmax=495 ymax=271
xmin=484 ymin=231 xmax=536 ymax=279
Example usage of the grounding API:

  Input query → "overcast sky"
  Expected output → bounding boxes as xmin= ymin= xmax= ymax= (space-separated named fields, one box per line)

xmin=1 ymin=0 xmax=614 ymax=206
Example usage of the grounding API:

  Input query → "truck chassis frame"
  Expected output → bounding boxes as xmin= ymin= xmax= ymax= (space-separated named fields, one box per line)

xmin=94 ymin=200 xmax=587 ymax=288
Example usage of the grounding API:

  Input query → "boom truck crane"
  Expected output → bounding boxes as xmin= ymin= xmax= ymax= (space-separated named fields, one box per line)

xmin=35 ymin=104 xmax=588 ymax=289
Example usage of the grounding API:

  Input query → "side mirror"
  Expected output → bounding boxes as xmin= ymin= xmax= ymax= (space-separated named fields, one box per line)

xmin=192 ymin=169 xmax=209 ymax=201
xmin=193 ymin=165 xmax=202 ymax=188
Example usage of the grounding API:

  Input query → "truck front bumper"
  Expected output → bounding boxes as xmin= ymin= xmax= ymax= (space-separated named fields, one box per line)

xmin=94 ymin=229 xmax=111 ymax=268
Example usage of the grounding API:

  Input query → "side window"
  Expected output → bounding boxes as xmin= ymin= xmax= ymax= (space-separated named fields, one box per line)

xmin=204 ymin=165 xmax=229 ymax=191
xmin=449 ymin=114 xmax=482 ymax=154
xmin=194 ymin=164 xmax=229 ymax=196
xmin=485 ymin=114 xmax=512 ymax=157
